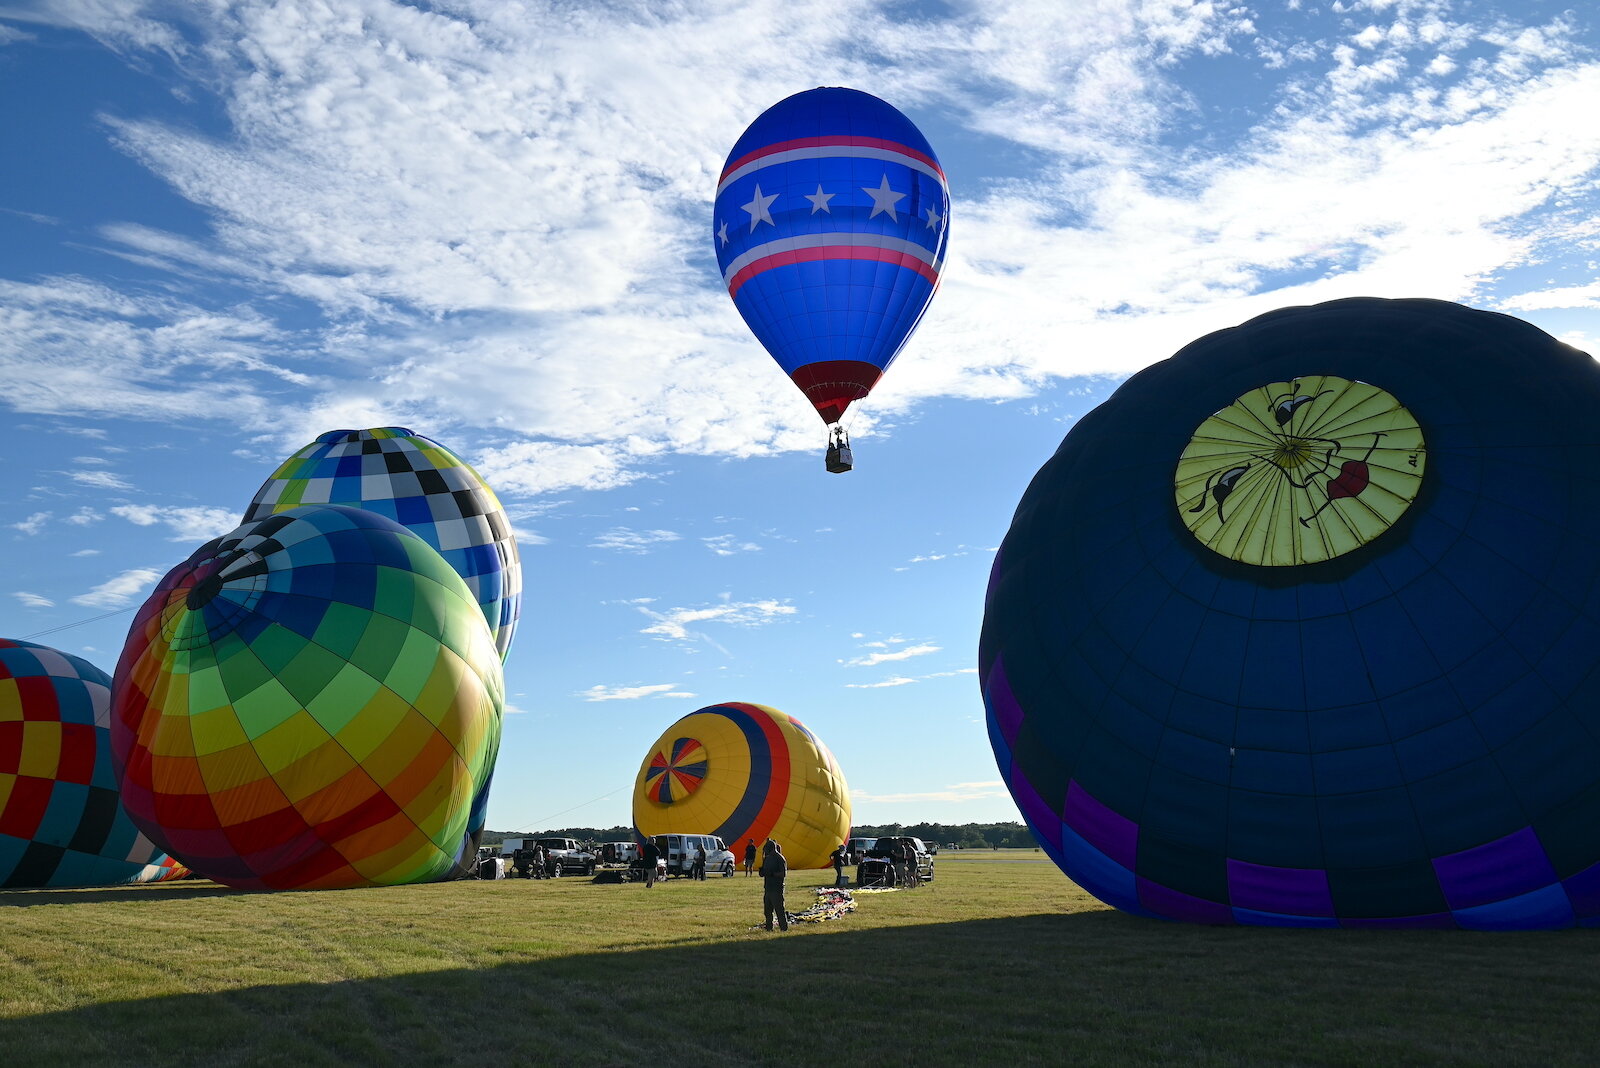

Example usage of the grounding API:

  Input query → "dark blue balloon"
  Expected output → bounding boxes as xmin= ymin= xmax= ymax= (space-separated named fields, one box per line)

xmin=981 ymin=297 xmax=1600 ymax=930
xmin=713 ymin=87 xmax=949 ymax=424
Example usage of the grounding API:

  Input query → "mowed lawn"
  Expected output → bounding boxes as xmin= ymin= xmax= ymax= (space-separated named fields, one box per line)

xmin=1 ymin=851 xmax=1596 ymax=1066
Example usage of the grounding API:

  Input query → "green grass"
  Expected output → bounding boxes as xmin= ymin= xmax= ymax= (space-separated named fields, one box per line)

xmin=1 ymin=852 xmax=1596 ymax=1066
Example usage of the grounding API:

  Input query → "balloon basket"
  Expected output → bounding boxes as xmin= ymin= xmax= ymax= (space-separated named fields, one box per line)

xmin=825 ymin=426 xmax=853 ymax=474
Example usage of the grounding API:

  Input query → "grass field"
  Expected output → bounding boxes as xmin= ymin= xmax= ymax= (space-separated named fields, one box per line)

xmin=2 ymin=851 xmax=1597 ymax=1066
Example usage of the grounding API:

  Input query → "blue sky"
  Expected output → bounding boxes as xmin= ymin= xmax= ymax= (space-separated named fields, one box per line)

xmin=2 ymin=0 xmax=1597 ymax=832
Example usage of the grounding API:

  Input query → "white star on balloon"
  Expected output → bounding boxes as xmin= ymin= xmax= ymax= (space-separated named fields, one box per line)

xmin=718 ymin=220 xmax=729 ymax=246
xmin=925 ymin=205 xmax=943 ymax=230
xmin=805 ymin=185 xmax=835 ymax=214
xmin=862 ymin=174 xmax=905 ymax=221
xmin=742 ymin=184 xmax=778 ymax=232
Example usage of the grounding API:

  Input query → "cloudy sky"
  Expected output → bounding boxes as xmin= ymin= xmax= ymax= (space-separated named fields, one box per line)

xmin=3 ymin=0 xmax=1597 ymax=831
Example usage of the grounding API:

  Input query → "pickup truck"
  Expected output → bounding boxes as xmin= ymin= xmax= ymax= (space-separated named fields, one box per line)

xmin=536 ymin=838 xmax=597 ymax=876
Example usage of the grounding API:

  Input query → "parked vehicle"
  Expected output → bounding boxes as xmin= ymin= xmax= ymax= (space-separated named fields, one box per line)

xmin=601 ymin=842 xmax=640 ymax=865
xmin=537 ymin=837 xmax=597 ymax=876
xmin=858 ymin=836 xmax=934 ymax=885
xmin=651 ymin=833 xmax=736 ymax=877
xmin=845 ymin=836 xmax=877 ymax=865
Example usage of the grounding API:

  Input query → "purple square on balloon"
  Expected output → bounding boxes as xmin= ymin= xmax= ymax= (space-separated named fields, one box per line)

xmin=1063 ymin=780 xmax=1137 ymax=870
xmin=1433 ymin=826 xmax=1557 ymax=911
xmin=984 ymin=656 xmax=1024 ymax=748
xmin=1010 ymin=765 xmax=1062 ymax=851
xmin=1560 ymin=860 xmax=1600 ymax=921
xmin=1227 ymin=859 xmax=1334 ymax=917
xmin=1138 ymin=877 xmax=1234 ymax=925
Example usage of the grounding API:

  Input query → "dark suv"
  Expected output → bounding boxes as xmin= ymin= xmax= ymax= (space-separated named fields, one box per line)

xmin=857 ymin=836 xmax=934 ymax=886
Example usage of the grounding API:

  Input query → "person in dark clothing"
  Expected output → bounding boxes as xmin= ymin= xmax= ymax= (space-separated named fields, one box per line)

xmin=830 ymin=844 xmax=847 ymax=888
xmin=743 ymin=839 xmax=757 ymax=876
xmin=759 ymin=839 xmax=788 ymax=931
xmin=641 ymin=838 xmax=661 ymax=888
xmin=693 ymin=846 xmax=707 ymax=881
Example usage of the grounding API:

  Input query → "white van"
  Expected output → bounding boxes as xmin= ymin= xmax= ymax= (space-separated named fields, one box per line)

xmin=652 ymin=834 xmax=736 ymax=877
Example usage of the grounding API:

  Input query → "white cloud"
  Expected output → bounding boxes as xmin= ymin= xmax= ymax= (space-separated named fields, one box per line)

xmin=1501 ymin=282 xmax=1600 ymax=312
xmin=844 ymin=666 xmax=978 ymax=689
xmin=70 ymin=549 xmax=102 ymax=556
xmin=71 ymin=567 xmax=163 ymax=608
xmin=702 ymin=534 xmax=761 ymax=556
xmin=72 ymin=455 xmax=110 ymax=465
xmin=589 ymin=527 xmax=681 ymax=554
xmin=844 ymin=676 xmax=917 ymax=689
xmin=0 ymin=0 xmax=1592 ymax=496
xmin=842 ymin=643 xmax=941 ymax=668
xmin=110 ymin=504 xmax=241 ymax=542
xmin=67 ymin=469 xmax=133 ymax=490
xmin=578 ymin=683 xmax=697 ymax=702
xmin=0 ymin=277 xmax=286 ymax=426
xmin=633 ymin=597 xmax=798 ymax=644
xmin=11 ymin=511 xmax=50 ymax=535
xmin=852 ymin=781 xmax=1010 ymax=804
xmin=64 ymin=507 xmax=103 ymax=525
xmin=12 ymin=591 xmax=54 ymax=608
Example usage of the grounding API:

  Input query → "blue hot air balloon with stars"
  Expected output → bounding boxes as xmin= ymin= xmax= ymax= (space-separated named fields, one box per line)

xmin=713 ymin=87 xmax=950 ymax=472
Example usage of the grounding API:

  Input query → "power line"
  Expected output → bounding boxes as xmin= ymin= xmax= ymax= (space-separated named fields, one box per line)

xmin=22 ymin=605 xmax=136 ymax=641
xmin=507 ymin=784 xmax=632 ymax=833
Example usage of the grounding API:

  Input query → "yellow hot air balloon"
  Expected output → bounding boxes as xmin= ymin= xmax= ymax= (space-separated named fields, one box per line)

xmin=632 ymin=703 xmax=849 ymax=869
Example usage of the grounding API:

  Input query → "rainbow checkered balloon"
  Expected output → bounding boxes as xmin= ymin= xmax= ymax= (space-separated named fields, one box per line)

xmin=243 ymin=427 xmax=521 ymax=660
xmin=1 ymin=639 xmax=185 ymax=887
xmin=112 ymin=505 xmax=504 ymax=891
xmin=633 ymin=703 xmax=850 ymax=870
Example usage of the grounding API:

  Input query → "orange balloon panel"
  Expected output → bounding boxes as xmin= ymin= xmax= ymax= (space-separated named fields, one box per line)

xmin=632 ymin=702 xmax=850 ymax=869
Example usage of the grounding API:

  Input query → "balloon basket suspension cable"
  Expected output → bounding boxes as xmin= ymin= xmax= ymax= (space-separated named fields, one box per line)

xmin=825 ymin=423 xmax=853 ymax=473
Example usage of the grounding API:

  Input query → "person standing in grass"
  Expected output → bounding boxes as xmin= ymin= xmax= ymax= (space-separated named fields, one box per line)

xmin=642 ymin=837 xmax=661 ymax=888
xmin=831 ymin=844 xmax=847 ymax=887
xmin=743 ymin=838 xmax=757 ymax=876
xmin=760 ymin=839 xmax=788 ymax=932
xmin=693 ymin=845 xmax=707 ymax=881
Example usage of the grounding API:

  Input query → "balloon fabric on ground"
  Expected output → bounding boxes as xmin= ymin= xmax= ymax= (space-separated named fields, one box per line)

xmin=980 ymin=297 xmax=1600 ymax=930
xmin=244 ymin=427 xmax=521 ymax=661
xmin=0 ymin=640 xmax=185 ymax=888
xmin=111 ymin=505 xmax=505 ymax=891
xmin=713 ymin=87 xmax=949 ymax=426
xmin=632 ymin=702 xmax=851 ymax=870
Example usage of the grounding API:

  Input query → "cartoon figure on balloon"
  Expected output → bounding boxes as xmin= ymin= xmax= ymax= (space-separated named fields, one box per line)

xmin=1174 ymin=376 xmax=1426 ymax=567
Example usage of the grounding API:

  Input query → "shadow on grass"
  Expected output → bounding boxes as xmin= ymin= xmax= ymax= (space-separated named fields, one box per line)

xmin=0 ymin=883 xmax=250 ymax=908
xmin=3 ymin=909 xmax=1597 ymax=1066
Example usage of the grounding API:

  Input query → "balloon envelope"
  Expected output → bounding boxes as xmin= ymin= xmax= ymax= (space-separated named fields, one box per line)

xmin=713 ymin=87 xmax=949 ymax=424
xmin=981 ymin=298 xmax=1600 ymax=930
xmin=113 ymin=505 xmax=504 ymax=890
xmin=632 ymin=702 xmax=850 ymax=870
xmin=244 ymin=427 xmax=521 ymax=660
xmin=0 ymin=640 xmax=185 ymax=887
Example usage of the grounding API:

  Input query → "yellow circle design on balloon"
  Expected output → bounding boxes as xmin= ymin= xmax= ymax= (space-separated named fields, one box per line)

xmin=1175 ymin=376 xmax=1426 ymax=566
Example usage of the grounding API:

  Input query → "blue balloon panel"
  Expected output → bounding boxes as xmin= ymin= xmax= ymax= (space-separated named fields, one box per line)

xmin=980 ymin=297 xmax=1600 ymax=929
xmin=713 ymin=87 xmax=949 ymax=423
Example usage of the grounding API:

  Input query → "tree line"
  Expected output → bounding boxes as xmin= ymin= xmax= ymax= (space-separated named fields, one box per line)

xmin=482 ymin=821 xmax=1036 ymax=850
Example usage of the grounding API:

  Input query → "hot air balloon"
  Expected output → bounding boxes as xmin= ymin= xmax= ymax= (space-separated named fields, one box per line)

xmin=244 ymin=426 xmax=519 ymax=869
xmin=0 ymin=639 xmax=185 ymax=887
xmin=981 ymin=297 xmax=1600 ymax=930
xmin=112 ymin=505 xmax=504 ymax=891
xmin=713 ymin=88 xmax=950 ymax=472
xmin=243 ymin=427 xmax=520 ymax=660
xmin=633 ymin=702 xmax=850 ymax=870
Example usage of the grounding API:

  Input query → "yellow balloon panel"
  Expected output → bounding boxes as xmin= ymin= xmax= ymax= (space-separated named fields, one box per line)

xmin=632 ymin=702 xmax=850 ymax=869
